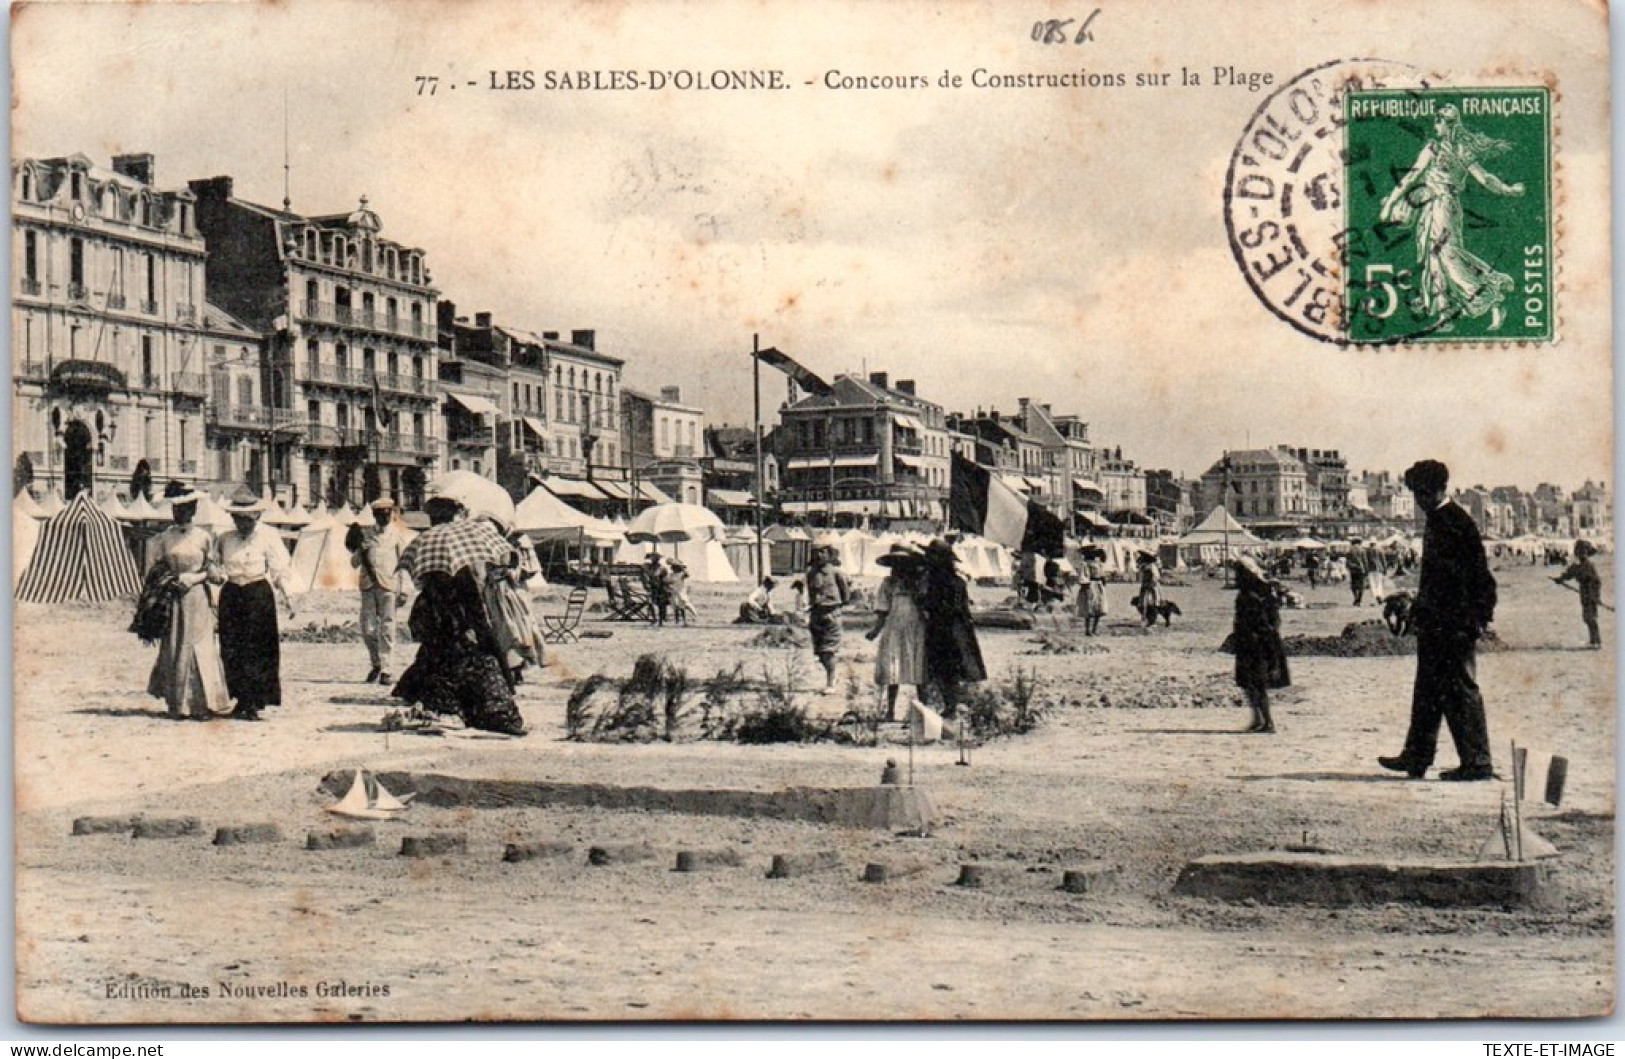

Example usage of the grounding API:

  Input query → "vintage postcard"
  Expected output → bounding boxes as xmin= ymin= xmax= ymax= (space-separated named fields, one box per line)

xmin=9 ymin=0 xmax=1613 ymax=1024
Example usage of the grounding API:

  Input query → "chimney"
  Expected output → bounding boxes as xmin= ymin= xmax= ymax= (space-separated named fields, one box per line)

xmin=660 ymin=386 xmax=682 ymax=402
xmin=571 ymin=329 xmax=596 ymax=350
xmin=437 ymin=301 xmax=457 ymax=327
xmin=895 ymin=379 xmax=916 ymax=396
xmin=542 ymin=331 xmax=559 ymax=341
xmin=112 ymin=153 xmax=155 ymax=186
xmin=187 ymin=175 xmax=234 ymax=201
xmin=869 ymin=371 xmax=888 ymax=390
xmin=1041 ymin=403 xmax=1052 ymax=416
xmin=475 ymin=312 xmax=493 ymax=329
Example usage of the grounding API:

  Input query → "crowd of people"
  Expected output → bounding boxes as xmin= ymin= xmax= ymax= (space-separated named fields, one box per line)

xmin=127 ymin=458 xmax=1605 ymax=770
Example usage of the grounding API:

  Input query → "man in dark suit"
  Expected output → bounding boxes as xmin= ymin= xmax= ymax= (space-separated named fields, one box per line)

xmin=1379 ymin=460 xmax=1498 ymax=781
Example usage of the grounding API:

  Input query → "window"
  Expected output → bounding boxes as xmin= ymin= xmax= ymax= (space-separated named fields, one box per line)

xmin=238 ymin=377 xmax=254 ymax=406
xmin=69 ymin=238 xmax=85 ymax=287
xmin=212 ymin=371 xmax=231 ymax=408
xmin=386 ymin=352 xmax=398 ymax=379
xmin=306 ymin=279 xmax=319 ymax=309
xmin=23 ymin=231 xmax=37 ymax=284
xmin=513 ymin=383 xmax=521 ymax=407
xmin=335 ymin=343 xmax=348 ymax=369
xmin=412 ymin=356 xmax=423 ymax=379
xmin=308 ymin=400 xmax=322 ymax=425
xmin=145 ymin=254 xmax=156 ymax=305
xmin=335 ymin=404 xmax=349 ymax=431
xmin=413 ymin=413 xmax=424 ymax=439
xmin=141 ymin=336 xmax=154 ymax=386
xmin=110 ymin=248 xmax=125 ymax=297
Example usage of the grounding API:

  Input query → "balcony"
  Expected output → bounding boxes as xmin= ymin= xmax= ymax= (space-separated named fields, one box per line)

xmin=298 ymin=300 xmax=434 ymax=341
xmin=106 ymin=292 xmax=126 ymax=309
xmin=169 ymin=372 xmax=208 ymax=398
xmin=16 ymin=360 xmax=47 ymax=383
xmin=207 ymin=404 xmax=309 ymax=433
xmin=380 ymin=433 xmax=438 ymax=458
xmin=304 ymin=424 xmax=365 ymax=449
xmin=292 ymin=360 xmax=435 ymax=398
xmin=175 ymin=303 xmax=197 ymax=324
xmin=19 ymin=278 xmax=41 ymax=296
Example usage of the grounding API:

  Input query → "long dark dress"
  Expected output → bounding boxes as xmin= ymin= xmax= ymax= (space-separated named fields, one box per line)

xmin=218 ymin=580 xmax=282 ymax=712
xmin=921 ymin=562 xmax=987 ymax=689
xmin=393 ymin=568 xmax=526 ymax=735
xmin=1232 ymin=579 xmax=1290 ymax=692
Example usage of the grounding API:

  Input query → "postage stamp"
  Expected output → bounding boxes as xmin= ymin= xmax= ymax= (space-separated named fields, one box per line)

xmin=1342 ymin=87 xmax=1553 ymax=344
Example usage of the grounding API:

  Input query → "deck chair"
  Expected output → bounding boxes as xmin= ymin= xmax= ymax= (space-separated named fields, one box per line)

xmin=606 ymin=576 xmax=656 ymax=623
xmin=540 ymin=587 xmax=589 ymax=644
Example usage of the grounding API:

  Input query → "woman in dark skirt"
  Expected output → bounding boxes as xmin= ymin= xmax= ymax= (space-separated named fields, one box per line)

xmin=1231 ymin=555 xmax=1290 ymax=733
xmin=919 ymin=538 xmax=987 ymax=715
xmin=214 ymin=489 xmax=297 ymax=720
xmin=393 ymin=497 xmax=526 ymax=736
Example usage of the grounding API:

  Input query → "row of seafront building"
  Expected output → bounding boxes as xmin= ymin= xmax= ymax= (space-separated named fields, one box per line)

xmin=11 ymin=152 xmax=1611 ymax=543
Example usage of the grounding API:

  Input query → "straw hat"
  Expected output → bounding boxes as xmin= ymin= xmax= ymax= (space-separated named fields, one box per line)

xmin=369 ymin=497 xmax=397 ymax=511
xmin=1234 ymin=555 xmax=1267 ymax=581
xmin=163 ymin=480 xmax=203 ymax=506
xmin=224 ymin=486 xmax=267 ymax=514
xmin=874 ymin=541 xmax=925 ymax=567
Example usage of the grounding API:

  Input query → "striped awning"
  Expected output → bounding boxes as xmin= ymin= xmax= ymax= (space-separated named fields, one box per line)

xmin=891 ymin=414 xmax=925 ymax=433
xmin=707 ymin=489 xmax=755 ymax=508
xmin=544 ymin=477 xmax=611 ymax=501
xmin=786 ymin=454 xmax=879 ymax=470
xmin=446 ymin=391 xmax=501 ymax=417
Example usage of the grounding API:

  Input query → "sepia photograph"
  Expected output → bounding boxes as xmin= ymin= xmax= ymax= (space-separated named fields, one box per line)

xmin=7 ymin=0 xmax=1615 ymax=1024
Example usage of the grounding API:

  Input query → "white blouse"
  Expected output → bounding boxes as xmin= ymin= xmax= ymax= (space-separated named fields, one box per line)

xmin=214 ymin=523 xmax=293 ymax=591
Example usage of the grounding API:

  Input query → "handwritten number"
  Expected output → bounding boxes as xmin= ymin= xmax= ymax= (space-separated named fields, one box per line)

xmin=1032 ymin=10 xmax=1099 ymax=45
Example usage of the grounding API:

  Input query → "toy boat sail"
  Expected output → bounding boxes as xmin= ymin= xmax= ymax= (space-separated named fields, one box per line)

xmin=327 ymin=768 xmax=414 ymax=820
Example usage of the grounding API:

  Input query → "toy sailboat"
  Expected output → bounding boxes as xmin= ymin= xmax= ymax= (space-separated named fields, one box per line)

xmin=327 ymin=769 xmax=414 ymax=820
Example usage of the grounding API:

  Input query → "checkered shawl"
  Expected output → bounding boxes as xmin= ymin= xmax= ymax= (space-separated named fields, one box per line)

xmin=401 ymin=518 xmax=512 ymax=581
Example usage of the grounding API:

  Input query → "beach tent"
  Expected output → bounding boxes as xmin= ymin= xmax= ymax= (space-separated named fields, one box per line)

xmin=192 ymin=493 xmax=235 ymax=533
xmin=98 ymin=494 xmax=131 ymax=521
xmin=856 ymin=532 xmax=903 ymax=579
xmin=514 ymin=486 xmax=622 ymax=542
xmin=1179 ymin=506 xmax=1262 ymax=546
xmin=16 ymin=491 xmax=141 ymax=603
xmin=615 ymin=536 xmax=739 ymax=583
xmin=124 ymin=494 xmax=160 ymax=521
xmin=289 ymin=514 xmax=360 ymax=593
xmin=765 ymin=524 xmax=811 ymax=576
xmin=13 ymin=500 xmax=42 ymax=588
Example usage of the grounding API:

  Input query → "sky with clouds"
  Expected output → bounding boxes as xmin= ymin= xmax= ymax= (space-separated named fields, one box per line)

xmin=12 ymin=0 xmax=1613 ymax=490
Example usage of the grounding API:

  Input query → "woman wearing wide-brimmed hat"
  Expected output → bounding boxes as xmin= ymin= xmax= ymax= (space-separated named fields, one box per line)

xmin=919 ymin=538 xmax=985 ymax=713
xmin=1135 ymin=550 xmax=1162 ymax=627
xmin=1231 ymin=555 xmax=1290 ymax=733
xmin=214 ymin=486 xmax=297 ymax=720
xmin=866 ymin=541 xmax=927 ymax=721
xmin=143 ymin=481 xmax=233 ymax=719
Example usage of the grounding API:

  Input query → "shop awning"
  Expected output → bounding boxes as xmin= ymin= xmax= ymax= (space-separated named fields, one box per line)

xmin=891 ymin=414 xmax=925 ymax=433
xmin=786 ymin=454 xmax=879 ymax=470
xmin=779 ymin=499 xmax=886 ymax=515
xmin=446 ymin=391 xmax=501 ymax=417
xmin=543 ymin=477 xmax=611 ymax=501
xmin=638 ymin=481 xmax=675 ymax=505
xmin=707 ymin=489 xmax=755 ymax=508
xmin=520 ymin=416 xmax=548 ymax=439
xmin=592 ymin=480 xmax=632 ymax=501
xmin=893 ymin=453 xmax=926 ymax=469
xmin=1072 ymin=478 xmax=1105 ymax=496
xmin=999 ymin=474 xmax=1031 ymax=494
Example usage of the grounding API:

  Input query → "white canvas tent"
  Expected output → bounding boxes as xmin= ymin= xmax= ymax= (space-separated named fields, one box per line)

xmin=514 ymin=486 xmax=622 ymax=542
xmin=614 ymin=536 xmax=739 ymax=582
xmin=13 ymin=500 xmax=41 ymax=587
xmin=289 ymin=515 xmax=359 ymax=593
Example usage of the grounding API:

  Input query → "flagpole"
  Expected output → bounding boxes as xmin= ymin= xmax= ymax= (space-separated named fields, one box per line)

xmin=752 ymin=333 xmax=765 ymax=582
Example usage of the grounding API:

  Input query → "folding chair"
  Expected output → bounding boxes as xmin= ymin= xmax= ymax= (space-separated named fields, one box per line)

xmin=540 ymin=587 xmax=589 ymax=644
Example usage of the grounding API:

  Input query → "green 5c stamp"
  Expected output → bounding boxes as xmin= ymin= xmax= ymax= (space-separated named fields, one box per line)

xmin=1344 ymin=87 xmax=1552 ymax=343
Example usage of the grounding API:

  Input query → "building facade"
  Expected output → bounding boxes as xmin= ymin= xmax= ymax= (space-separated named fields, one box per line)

xmin=1197 ymin=448 xmax=1313 ymax=528
xmin=12 ymin=153 xmax=215 ymax=498
xmin=623 ymin=385 xmax=705 ymax=505
xmin=190 ymin=177 xmax=439 ymax=508
xmin=778 ymin=372 xmax=946 ymax=523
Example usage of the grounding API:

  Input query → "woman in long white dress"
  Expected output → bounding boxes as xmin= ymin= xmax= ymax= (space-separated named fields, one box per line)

xmin=146 ymin=488 xmax=233 ymax=719
xmin=865 ymin=543 xmax=927 ymax=722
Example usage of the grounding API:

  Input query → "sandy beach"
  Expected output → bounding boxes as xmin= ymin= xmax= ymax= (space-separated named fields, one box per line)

xmin=14 ymin=559 xmax=1614 ymax=1023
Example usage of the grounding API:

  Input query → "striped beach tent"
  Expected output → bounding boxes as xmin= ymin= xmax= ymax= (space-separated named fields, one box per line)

xmin=16 ymin=491 xmax=141 ymax=603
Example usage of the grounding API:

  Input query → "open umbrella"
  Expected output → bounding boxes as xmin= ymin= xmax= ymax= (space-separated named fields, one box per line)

xmin=427 ymin=470 xmax=516 ymax=532
xmin=625 ymin=502 xmax=726 ymax=544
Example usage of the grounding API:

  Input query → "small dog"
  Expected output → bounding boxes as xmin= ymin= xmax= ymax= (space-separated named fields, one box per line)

xmin=1383 ymin=591 xmax=1415 ymax=636
xmin=1135 ymin=597 xmax=1183 ymax=626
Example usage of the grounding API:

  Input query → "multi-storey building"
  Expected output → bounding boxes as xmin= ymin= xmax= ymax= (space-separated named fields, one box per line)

xmin=190 ymin=177 xmax=439 ymax=508
xmin=1197 ymin=447 xmax=1313 ymax=527
xmin=1570 ymin=480 xmax=1611 ymax=540
xmin=12 ymin=153 xmax=217 ymax=498
xmin=623 ymin=385 xmax=704 ymax=505
xmin=949 ymin=410 xmax=1048 ymax=500
xmin=778 ymin=372 xmax=946 ymax=523
xmin=436 ymin=310 xmax=503 ymax=482
xmin=1145 ymin=469 xmax=1195 ymax=534
xmin=1096 ymin=447 xmax=1149 ymax=520
xmin=1287 ymin=446 xmax=1348 ymax=520
xmin=1017 ymin=398 xmax=1100 ymax=521
xmin=539 ymin=330 xmax=622 ymax=479
xmin=200 ymin=301 xmax=290 ymax=495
